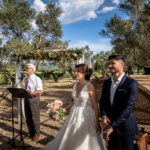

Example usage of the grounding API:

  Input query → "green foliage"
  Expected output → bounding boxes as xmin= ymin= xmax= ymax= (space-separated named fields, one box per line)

xmin=0 ymin=70 xmax=15 ymax=84
xmin=0 ymin=0 xmax=35 ymax=38
xmin=63 ymin=71 xmax=72 ymax=78
xmin=100 ymin=0 xmax=150 ymax=69
xmin=92 ymin=51 xmax=112 ymax=76
xmin=4 ymin=38 xmax=34 ymax=61
xmin=100 ymin=14 xmax=139 ymax=68
xmin=13 ymin=49 xmax=83 ymax=61
xmin=0 ymin=73 xmax=7 ymax=84
xmin=0 ymin=0 xmax=36 ymax=73
xmin=35 ymin=72 xmax=45 ymax=79
xmin=0 ymin=0 xmax=84 ymax=79
xmin=32 ymin=35 xmax=51 ymax=50
xmin=36 ymin=3 xmax=62 ymax=39
xmin=35 ymin=70 xmax=72 ymax=80
xmin=0 ymin=0 xmax=65 ymax=63
xmin=0 ymin=47 xmax=9 ymax=64
xmin=93 ymin=71 xmax=101 ymax=76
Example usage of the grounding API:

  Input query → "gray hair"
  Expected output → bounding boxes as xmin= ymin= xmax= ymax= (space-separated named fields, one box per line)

xmin=26 ymin=63 xmax=36 ymax=72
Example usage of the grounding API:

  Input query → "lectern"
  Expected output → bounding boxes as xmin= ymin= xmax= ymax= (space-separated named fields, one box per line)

xmin=7 ymin=88 xmax=33 ymax=149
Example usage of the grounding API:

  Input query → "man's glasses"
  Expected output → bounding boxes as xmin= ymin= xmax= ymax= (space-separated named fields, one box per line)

xmin=26 ymin=68 xmax=32 ymax=70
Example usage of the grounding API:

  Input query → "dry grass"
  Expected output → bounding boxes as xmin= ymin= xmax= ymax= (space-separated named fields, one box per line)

xmin=0 ymin=78 xmax=75 ymax=150
xmin=131 ymin=75 xmax=150 ymax=91
xmin=0 ymin=76 xmax=150 ymax=150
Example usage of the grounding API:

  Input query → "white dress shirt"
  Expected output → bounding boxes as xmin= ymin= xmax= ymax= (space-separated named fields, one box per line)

xmin=110 ymin=72 xmax=125 ymax=105
xmin=25 ymin=74 xmax=43 ymax=92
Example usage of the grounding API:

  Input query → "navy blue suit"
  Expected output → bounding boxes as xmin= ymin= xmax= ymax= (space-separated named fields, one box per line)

xmin=100 ymin=75 xmax=138 ymax=150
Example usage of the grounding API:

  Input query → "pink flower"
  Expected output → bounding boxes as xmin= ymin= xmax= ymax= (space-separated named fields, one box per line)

xmin=54 ymin=115 xmax=60 ymax=121
xmin=54 ymin=103 xmax=60 ymax=110
xmin=49 ymin=100 xmax=63 ymax=111
xmin=47 ymin=100 xmax=65 ymax=124
xmin=55 ymin=100 xmax=63 ymax=105
xmin=52 ymin=116 xmax=56 ymax=120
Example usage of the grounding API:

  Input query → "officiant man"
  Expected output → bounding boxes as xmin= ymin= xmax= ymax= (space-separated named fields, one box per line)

xmin=24 ymin=63 xmax=43 ymax=141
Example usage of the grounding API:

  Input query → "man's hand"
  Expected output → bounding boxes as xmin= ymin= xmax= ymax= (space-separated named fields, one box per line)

xmin=102 ymin=116 xmax=111 ymax=126
xmin=28 ymin=90 xmax=43 ymax=95
xmin=29 ymin=91 xmax=35 ymax=95
xmin=103 ymin=127 xmax=113 ymax=141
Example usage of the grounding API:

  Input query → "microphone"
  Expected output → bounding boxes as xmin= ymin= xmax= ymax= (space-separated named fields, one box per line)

xmin=18 ymin=71 xmax=26 ymax=80
xmin=20 ymin=71 xmax=26 ymax=74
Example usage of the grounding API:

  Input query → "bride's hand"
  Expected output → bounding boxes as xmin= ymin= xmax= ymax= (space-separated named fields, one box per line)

xmin=96 ymin=123 xmax=101 ymax=134
xmin=65 ymin=102 xmax=73 ymax=110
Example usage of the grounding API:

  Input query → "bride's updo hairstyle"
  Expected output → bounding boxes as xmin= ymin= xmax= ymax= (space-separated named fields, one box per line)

xmin=75 ymin=64 xmax=92 ymax=80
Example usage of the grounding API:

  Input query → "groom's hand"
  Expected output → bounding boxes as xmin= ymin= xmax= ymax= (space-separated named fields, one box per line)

xmin=103 ymin=127 xmax=113 ymax=141
xmin=102 ymin=116 xmax=111 ymax=126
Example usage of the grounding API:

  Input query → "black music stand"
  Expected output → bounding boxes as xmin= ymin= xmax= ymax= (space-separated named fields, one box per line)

xmin=7 ymin=88 xmax=33 ymax=150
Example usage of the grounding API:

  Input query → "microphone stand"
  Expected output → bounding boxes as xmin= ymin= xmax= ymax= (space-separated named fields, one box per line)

xmin=8 ymin=74 xmax=30 ymax=150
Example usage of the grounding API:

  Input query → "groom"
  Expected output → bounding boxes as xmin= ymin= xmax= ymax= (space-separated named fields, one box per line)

xmin=100 ymin=54 xmax=138 ymax=150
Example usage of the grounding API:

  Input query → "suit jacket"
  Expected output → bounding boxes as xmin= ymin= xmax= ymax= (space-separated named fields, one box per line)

xmin=100 ymin=75 xmax=138 ymax=136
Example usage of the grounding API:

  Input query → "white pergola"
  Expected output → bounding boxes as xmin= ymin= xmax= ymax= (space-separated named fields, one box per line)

xmin=77 ymin=50 xmax=93 ymax=68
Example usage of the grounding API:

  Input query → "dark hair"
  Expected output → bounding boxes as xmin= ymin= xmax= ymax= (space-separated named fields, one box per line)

xmin=108 ymin=54 xmax=125 ymax=62
xmin=75 ymin=64 xmax=92 ymax=80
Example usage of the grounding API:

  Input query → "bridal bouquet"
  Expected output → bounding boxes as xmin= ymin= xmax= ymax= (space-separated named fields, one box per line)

xmin=47 ymin=100 xmax=66 ymax=124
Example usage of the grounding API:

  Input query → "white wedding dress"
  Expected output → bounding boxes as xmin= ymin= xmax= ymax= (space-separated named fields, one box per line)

xmin=43 ymin=82 xmax=107 ymax=150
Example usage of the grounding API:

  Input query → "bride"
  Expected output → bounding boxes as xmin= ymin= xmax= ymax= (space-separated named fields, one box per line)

xmin=43 ymin=64 xmax=107 ymax=150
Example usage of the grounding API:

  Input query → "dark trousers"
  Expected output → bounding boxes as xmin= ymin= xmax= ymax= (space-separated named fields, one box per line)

xmin=25 ymin=96 xmax=40 ymax=137
xmin=108 ymin=131 xmax=135 ymax=150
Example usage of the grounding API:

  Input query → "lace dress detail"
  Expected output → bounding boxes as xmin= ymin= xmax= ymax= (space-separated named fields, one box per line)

xmin=43 ymin=82 xmax=107 ymax=150
xmin=72 ymin=82 xmax=92 ymax=107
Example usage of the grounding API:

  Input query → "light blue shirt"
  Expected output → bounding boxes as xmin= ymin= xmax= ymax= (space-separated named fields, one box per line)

xmin=110 ymin=73 xmax=125 ymax=105
xmin=25 ymin=74 xmax=43 ymax=92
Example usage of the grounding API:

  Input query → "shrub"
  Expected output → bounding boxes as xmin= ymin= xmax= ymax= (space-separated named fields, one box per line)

xmin=0 ymin=73 xmax=7 ymax=84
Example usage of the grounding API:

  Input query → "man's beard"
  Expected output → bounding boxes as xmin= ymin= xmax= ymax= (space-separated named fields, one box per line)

xmin=110 ymin=69 xmax=119 ymax=74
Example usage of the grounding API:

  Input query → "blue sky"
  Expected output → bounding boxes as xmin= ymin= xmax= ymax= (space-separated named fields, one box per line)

xmin=30 ymin=0 xmax=127 ymax=53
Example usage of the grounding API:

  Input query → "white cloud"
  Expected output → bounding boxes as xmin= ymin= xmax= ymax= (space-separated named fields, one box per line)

xmin=97 ymin=6 xmax=116 ymax=13
xmin=31 ymin=0 xmax=46 ymax=29
xmin=112 ymin=0 xmax=120 ymax=5
xmin=32 ymin=0 xmax=46 ymax=12
xmin=59 ymin=0 xmax=104 ymax=24
xmin=30 ymin=20 xmax=38 ymax=30
xmin=69 ymin=39 xmax=112 ymax=54
xmin=31 ymin=0 xmax=117 ymax=24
